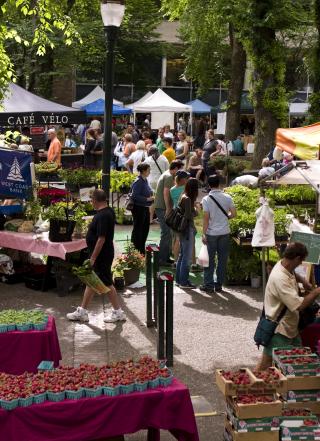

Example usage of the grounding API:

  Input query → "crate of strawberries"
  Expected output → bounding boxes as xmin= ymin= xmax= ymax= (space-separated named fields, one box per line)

xmin=280 ymin=418 xmax=320 ymax=441
xmin=227 ymin=394 xmax=283 ymax=419
xmin=275 ymin=354 xmax=320 ymax=378
xmin=250 ymin=367 xmax=287 ymax=394
xmin=216 ymin=369 xmax=254 ymax=396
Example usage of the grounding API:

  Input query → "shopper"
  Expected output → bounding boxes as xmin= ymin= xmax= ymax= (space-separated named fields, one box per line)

xmin=130 ymin=163 xmax=154 ymax=254
xmin=114 ymin=136 xmax=127 ymax=170
xmin=175 ymin=130 xmax=189 ymax=161
xmin=202 ymin=129 xmax=217 ymax=178
xmin=156 ymin=127 xmax=166 ymax=154
xmin=188 ymin=148 xmax=204 ymax=182
xmin=162 ymin=138 xmax=176 ymax=164
xmin=47 ymin=128 xmax=62 ymax=166
xmin=201 ymin=175 xmax=236 ymax=293
xmin=154 ymin=160 xmax=184 ymax=265
xmin=126 ymin=122 xmax=139 ymax=144
xmin=164 ymin=124 xmax=174 ymax=140
xmin=256 ymin=242 xmax=320 ymax=371
xmin=176 ymin=178 xmax=199 ymax=289
xmin=67 ymin=189 xmax=125 ymax=323
xmin=126 ymin=140 xmax=147 ymax=173
xmin=123 ymin=134 xmax=136 ymax=158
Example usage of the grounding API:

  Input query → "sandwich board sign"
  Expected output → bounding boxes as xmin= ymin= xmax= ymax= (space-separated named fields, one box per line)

xmin=0 ymin=149 xmax=33 ymax=198
xmin=290 ymin=231 xmax=320 ymax=264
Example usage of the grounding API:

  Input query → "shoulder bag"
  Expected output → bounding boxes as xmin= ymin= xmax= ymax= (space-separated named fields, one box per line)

xmin=153 ymin=156 xmax=163 ymax=175
xmin=124 ymin=179 xmax=138 ymax=211
xmin=254 ymin=306 xmax=287 ymax=349
xmin=165 ymin=199 xmax=189 ymax=233
xmin=209 ymin=195 xmax=229 ymax=218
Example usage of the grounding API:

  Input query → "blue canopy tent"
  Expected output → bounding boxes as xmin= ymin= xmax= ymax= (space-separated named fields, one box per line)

xmin=186 ymin=99 xmax=212 ymax=114
xmin=81 ymin=99 xmax=132 ymax=116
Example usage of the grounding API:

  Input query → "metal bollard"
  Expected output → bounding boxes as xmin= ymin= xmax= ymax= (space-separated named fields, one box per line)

xmin=157 ymin=271 xmax=174 ymax=366
xmin=145 ymin=244 xmax=160 ymax=327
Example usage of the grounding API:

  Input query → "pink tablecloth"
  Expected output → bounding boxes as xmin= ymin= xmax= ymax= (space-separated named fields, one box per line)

xmin=0 ymin=316 xmax=61 ymax=375
xmin=301 ymin=323 xmax=320 ymax=353
xmin=0 ymin=379 xmax=199 ymax=441
xmin=0 ymin=231 xmax=86 ymax=260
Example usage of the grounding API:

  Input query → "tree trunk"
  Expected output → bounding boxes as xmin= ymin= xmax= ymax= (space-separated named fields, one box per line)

xmin=225 ymin=25 xmax=247 ymax=141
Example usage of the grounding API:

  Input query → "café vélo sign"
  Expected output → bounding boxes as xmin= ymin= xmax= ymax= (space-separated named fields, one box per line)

xmin=4 ymin=113 xmax=71 ymax=126
xmin=0 ymin=149 xmax=33 ymax=198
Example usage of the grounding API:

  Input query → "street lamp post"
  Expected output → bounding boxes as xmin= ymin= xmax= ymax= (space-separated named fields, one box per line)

xmin=100 ymin=0 xmax=125 ymax=202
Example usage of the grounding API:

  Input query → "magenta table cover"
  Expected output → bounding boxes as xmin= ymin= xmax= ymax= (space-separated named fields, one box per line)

xmin=0 ymin=231 xmax=86 ymax=260
xmin=0 ymin=379 xmax=199 ymax=441
xmin=0 ymin=316 xmax=61 ymax=375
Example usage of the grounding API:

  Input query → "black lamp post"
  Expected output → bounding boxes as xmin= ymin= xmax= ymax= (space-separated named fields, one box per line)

xmin=100 ymin=0 xmax=125 ymax=202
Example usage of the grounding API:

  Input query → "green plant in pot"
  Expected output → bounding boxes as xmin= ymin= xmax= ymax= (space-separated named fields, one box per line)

xmin=24 ymin=198 xmax=42 ymax=224
xmin=113 ymin=242 xmax=145 ymax=286
xmin=43 ymin=203 xmax=76 ymax=242
xmin=58 ymin=168 xmax=100 ymax=190
xmin=110 ymin=170 xmax=136 ymax=193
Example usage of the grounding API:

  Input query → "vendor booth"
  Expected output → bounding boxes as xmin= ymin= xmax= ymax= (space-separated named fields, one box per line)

xmin=0 ymin=83 xmax=85 ymax=126
xmin=81 ymin=99 xmax=132 ymax=116
xmin=276 ymin=122 xmax=320 ymax=160
xmin=133 ymin=88 xmax=192 ymax=130
xmin=126 ymin=91 xmax=153 ymax=109
xmin=72 ymin=85 xmax=123 ymax=108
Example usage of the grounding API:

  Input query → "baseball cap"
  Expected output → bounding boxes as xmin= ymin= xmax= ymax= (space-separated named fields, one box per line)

xmin=176 ymin=170 xmax=190 ymax=179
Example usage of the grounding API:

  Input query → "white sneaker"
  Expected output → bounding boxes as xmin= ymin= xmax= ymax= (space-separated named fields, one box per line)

xmin=66 ymin=307 xmax=89 ymax=322
xmin=104 ymin=309 xmax=126 ymax=323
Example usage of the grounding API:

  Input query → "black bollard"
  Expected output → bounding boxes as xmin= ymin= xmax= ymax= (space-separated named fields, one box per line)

xmin=157 ymin=274 xmax=165 ymax=360
xmin=145 ymin=244 xmax=160 ymax=327
xmin=157 ymin=271 xmax=174 ymax=365
xmin=165 ymin=275 xmax=174 ymax=367
xmin=145 ymin=250 xmax=153 ymax=327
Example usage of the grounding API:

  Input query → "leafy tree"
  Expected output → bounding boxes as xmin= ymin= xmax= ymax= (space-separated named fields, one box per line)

xmin=309 ymin=0 xmax=320 ymax=122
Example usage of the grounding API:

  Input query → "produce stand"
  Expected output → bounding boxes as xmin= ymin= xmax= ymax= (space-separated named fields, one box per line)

xmin=0 ymin=378 xmax=199 ymax=441
xmin=0 ymin=315 xmax=61 ymax=375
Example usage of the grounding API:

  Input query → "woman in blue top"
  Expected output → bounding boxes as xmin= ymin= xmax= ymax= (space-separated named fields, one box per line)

xmin=131 ymin=163 xmax=154 ymax=255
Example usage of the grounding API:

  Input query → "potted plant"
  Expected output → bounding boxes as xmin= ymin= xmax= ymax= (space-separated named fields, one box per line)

xmin=110 ymin=170 xmax=136 ymax=194
xmin=58 ymin=168 xmax=100 ymax=192
xmin=113 ymin=242 xmax=145 ymax=286
xmin=43 ymin=203 xmax=76 ymax=242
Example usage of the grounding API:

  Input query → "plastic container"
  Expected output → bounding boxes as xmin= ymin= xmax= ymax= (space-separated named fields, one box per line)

xmin=6 ymin=324 xmax=16 ymax=332
xmin=33 ymin=392 xmax=47 ymax=404
xmin=0 ymin=398 xmax=19 ymax=410
xmin=0 ymin=325 xmax=8 ymax=333
xmin=33 ymin=322 xmax=47 ymax=331
xmin=47 ymin=391 xmax=65 ymax=402
xmin=37 ymin=361 xmax=54 ymax=371
xmin=19 ymin=396 xmax=34 ymax=407
xmin=135 ymin=381 xmax=149 ymax=392
xmin=159 ymin=375 xmax=174 ymax=387
xmin=65 ymin=389 xmax=83 ymax=400
xmin=84 ymin=387 xmax=103 ymax=398
xmin=148 ymin=377 xmax=160 ymax=389
xmin=16 ymin=323 xmax=32 ymax=331
xmin=120 ymin=383 xmax=135 ymax=394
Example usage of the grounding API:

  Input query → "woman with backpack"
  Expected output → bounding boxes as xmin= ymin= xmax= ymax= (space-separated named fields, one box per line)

xmin=131 ymin=163 xmax=154 ymax=255
xmin=176 ymin=177 xmax=199 ymax=289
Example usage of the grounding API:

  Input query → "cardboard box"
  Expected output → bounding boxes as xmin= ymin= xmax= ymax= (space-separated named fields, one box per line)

xmin=216 ymin=369 xmax=254 ymax=396
xmin=251 ymin=367 xmax=287 ymax=394
xmin=286 ymin=377 xmax=320 ymax=391
xmin=281 ymin=408 xmax=317 ymax=421
xmin=283 ymin=390 xmax=320 ymax=403
xmin=281 ymin=420 xmax=320 ymax=440
xmin=285 ymin=401 xmax=320 ymax=415
xmin=227 ymin=395 xmax=283 ymax=419
xmin=275 ymin=354 xmax=320 ymax=378
xmin=224 ymin=420 xmax=280 ymax=441
xmin=273 ymin=347 xmax=312 ymax=360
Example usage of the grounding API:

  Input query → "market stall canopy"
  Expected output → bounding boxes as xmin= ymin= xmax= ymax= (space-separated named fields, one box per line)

xmin=72 ymin=86 xmax=123 ymax=108
xmin=126 ymin=92 xmax=153 ymax=109
xmin=212 ymin=92 xmax=254 ymax=115
xmin=276 ymin=122 xmax=320 ymax=160
xmin=81 ymin=99 xmax=132 ymax=116
xmin=186 ymin=99 xmax=212 ymax=114
xmin=275 ymin=161 xmax=320 ymax=187
xmin=133 ymin=88 xmax=192 ymax=113
xmin=0 ymin=83 xmax=85 ymax=126
xmin=289 ymin=101 xmax=310 ymax=116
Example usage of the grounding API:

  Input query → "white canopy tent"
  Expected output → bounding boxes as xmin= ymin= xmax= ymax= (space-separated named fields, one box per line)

xmin=133 ymin=88 xmax=192 ymax=130
xmin=126 ymin=91 xmax=153 ymax=109
xmin=275 ymin=161 xmax=320 ymax=190
xmin=72 ymin=86 xmax=123 ymax=109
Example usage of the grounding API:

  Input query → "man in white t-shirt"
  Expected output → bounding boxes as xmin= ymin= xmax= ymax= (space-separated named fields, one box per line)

xmin=256 ymin=242 xmax=320 ymax=371
xmin=126 ymin=140 xmax=147 ymax=173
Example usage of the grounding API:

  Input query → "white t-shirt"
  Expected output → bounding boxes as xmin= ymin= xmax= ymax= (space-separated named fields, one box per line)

xmin=232 ymin=175 xmax=258 ymax=187
xmin=144 ymin=155 xmax=169 ymax=190
xmin=129 ymin=150 xmax=146 ymax=173
xmin=258 ymin=166 xmax=275 ymax=179
xmin=202 ymin=190 xmax=235 ymax=236
xmin=163 ymin=131 xmax=174 ymax=140
xmin=114 ymin=142 xmax=126 ymax=167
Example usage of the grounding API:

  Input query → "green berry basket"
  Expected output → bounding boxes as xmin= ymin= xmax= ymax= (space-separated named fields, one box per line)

xmin=120 ymin=383 xmax=135 ymax=394
xmin=33 ymin=392 xmax=47 ymax=404
xmin=19 ymin=396 xmax=34 ymax=407
xmin=135 ymin=381 xmax=149 ymax=392
xmin=84 ymin=387 xmax=103 ymax=398
xmin=6 ymin=324 xmax=16 ymax=331
xmin=102 ymin=386 xmax=119 ymax=397
xmin=47 ymin=391 xmax=65 ymax=402
xmin=65 ymin=389 xmax=84 ymax=400
xmin=0 ymin=325 xmax=8 ymax=333
xmin=0 ymin=398 xmax=19 ymax=410
xmin=159 ymin=371 xmax=174 ymax=387
xmin=16 ymin=323 xmax=32 ymax=331
xmin=148 ymin=377 xmax=160 ymax=389
xmin=33 ymin=322 xmax=47 ymax=331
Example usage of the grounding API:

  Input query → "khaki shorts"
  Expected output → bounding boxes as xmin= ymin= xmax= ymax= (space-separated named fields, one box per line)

xmin=263 ymin=333 xmax=302 ymax=357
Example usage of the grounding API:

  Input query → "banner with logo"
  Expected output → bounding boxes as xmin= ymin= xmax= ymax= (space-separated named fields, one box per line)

xmin=0 ymin=149 xmax=33 ymax=198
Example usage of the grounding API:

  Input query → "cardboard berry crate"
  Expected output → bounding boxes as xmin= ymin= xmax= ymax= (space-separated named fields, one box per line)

xmin=224 ymin=419 xmax=280 ymax=441
xmin=226 ymin=401 xmax=280 ymax=433
xmin=280 ymin=420 xmax=320 ymax=441
xmin=283 ymin=390 xmax=320 ymax=403
xmin=280 ymin=408 xmax=318 ymax=422
xmin=274 ymin=354 xmax=320 ymax=378
xmin=273 ymin=347 xmax=312 ymax=360
xmin=216 ymin=369 xmax=254 ymax=396
xmin=250 ymin=367 xmax=287 ymax=394
xmin=227 ymin=394 xmax=283 ymax=419
xmin=285 ymin=401 xmax=320 ymax=415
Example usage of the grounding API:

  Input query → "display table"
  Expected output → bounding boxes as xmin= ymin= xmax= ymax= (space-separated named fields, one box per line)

xmin=301 ymin=322 xmax=320 ymax=352
xmin=0 ymin=316 xmax=61 ymax=375
xmin=0 ymin=379 xmax=199 ymax=441
xmin=0 ymin=231 xmax=86 ymax=260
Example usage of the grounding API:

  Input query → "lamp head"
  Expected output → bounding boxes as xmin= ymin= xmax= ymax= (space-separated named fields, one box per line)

xmin=100 ymin=0 xmax=125 ymax=28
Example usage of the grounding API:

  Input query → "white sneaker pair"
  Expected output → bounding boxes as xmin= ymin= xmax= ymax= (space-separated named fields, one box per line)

xmin=66 ymin=307 xmax=126 ymax=323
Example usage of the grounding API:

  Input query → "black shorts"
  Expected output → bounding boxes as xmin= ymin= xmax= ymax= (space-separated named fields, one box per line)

xmin=93 ymin=254 xmax=114 ymax=287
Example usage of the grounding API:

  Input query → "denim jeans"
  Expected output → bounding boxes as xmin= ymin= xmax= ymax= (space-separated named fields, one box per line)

xmin=155 ymin=208 xmax=172 ymax=263
xmin=203 ymin=234 xmax=230 ymax=288
xmin=176 ymin=227 xmax=195 ymax=285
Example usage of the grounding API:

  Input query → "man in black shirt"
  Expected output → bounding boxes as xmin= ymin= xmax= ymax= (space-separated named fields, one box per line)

xmin=67 ymin=189 xmax=126 ymax=323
